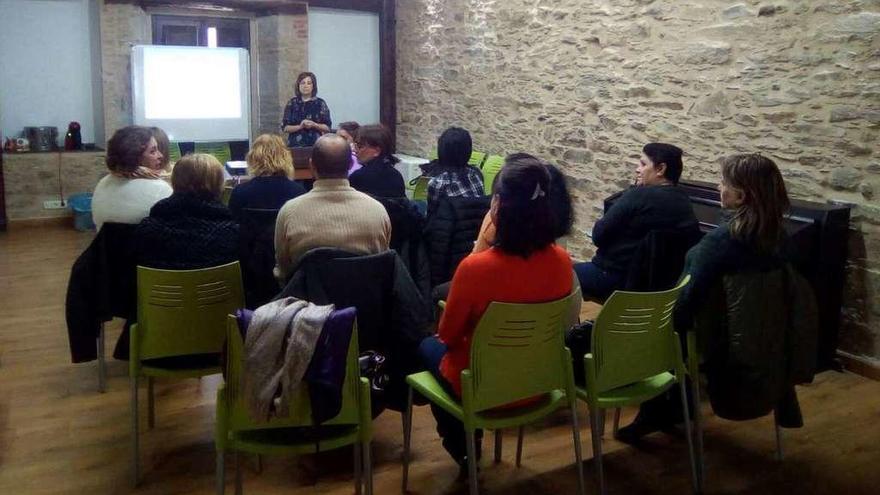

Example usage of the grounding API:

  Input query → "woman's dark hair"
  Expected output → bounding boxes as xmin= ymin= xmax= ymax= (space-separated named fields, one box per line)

xmin=437 ymin=127 xmax=472 ymax=168
xmin=338 ymin=121 xmax=360 ymax=134
xmin=546 ymin=163 xmax=574 ymax=238
xmin=106 ymin=125 xmax=154 ymax=173
xmin=720 ymin=153 xmax=790 ymax=254
xmin=493 ymin=154 xmax=555 ymax=257
xmin=294 ymin=72 xmax=317 ymax=98
xmin=643 ymin=142 xmax=683 ymax=184
xmin=356 ymin=124 xmax=399 ymax=163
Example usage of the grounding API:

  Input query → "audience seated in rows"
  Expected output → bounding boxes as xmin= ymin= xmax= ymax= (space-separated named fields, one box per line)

xmin=228 ymin=133 xmax=305 ymax=220
xmin=274 ymin=133 xmax=391 ymax=282
xmin=349 ymin=124 xmax=406 ymax=198
xmin=134 ymin=153 xmax=239 ymax=270
xmin=336 ymin=120 xmax=363 ymax=176
xmin=418 ymin=127 xmax=484 ymax=215
xmin=92 ymin=125 xmax=172 ymax=231
xmin=573 ymin=143 xmax=700 ymax=301
xmin=417 ymin=154 xmax=574 ymax=471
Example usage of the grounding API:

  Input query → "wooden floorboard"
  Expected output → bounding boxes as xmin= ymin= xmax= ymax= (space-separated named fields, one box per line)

xmin=0 ymin=225 xmax=878 ymax=494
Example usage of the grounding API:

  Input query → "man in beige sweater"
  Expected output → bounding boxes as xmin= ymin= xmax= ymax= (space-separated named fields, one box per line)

xmin=274 ymin=133 xmax=392 ymax=281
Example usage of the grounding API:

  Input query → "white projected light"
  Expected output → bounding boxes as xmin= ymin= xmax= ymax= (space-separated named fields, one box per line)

xmin=132 ymin=45 xmax=250 ymax=142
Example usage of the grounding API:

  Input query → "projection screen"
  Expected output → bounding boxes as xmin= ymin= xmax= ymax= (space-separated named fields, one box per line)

xmin=131 ymin=45 xmax=250 ymax=142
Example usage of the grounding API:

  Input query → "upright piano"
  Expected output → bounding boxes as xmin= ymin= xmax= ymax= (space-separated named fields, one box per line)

xmin=604 ymin=179 xmax=851 ymax=371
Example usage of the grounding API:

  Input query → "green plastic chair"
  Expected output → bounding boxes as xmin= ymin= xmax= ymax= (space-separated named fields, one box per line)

xmin=411 ymin=176 xmax=430 ymax=201
xmin=195 ymin=142 xmax=232 ymax=165
xmin=480 ymin=155 xmax=505 ymax=195
xmin=216 ymin=314 xmax=373 ymax=495
xmin=402 ymin=291 xmax=586 ymax=495
xmin=221 ymin=185 xmax=234 ymax=206
xmin=130 ymin=262 xmax=244 ymax=486
xmin=577 ymin=275 xmax=697 ymax=495
xmin=168 ymin=141 xmax=182 ymax=164
xmin=468 ymin=151 xmax=487 ymax=168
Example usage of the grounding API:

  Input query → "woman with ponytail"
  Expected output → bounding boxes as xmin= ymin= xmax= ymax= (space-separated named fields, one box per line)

xmin=417 ymin=154 xmax=574 ymax=472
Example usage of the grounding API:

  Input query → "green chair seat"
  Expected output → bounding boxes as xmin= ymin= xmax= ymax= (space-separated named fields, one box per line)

xmin=575 ymin=371 xmax=675 ymax=408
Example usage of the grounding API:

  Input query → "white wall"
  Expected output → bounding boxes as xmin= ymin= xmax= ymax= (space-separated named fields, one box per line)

xmin=308 ymin=8 xmax=380 ymax=127
xmin=0 ymin=0 xmax=100 ymax=145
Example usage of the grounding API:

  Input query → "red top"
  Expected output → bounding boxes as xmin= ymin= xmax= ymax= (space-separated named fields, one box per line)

xmin=438 ymin=244 xmax=573 ymax=396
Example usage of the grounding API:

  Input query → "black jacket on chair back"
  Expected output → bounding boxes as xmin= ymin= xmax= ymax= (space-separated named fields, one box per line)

xmin=423 ymin=195 xmax=491 ymax=287
xmin=65 ymin=223 xmax=138 ymax=362
xmin=278 ymin=248 xmax=433 ymax=411
xmin=374 ymin=196 xmax=430 ymax=300
xmin=237 ymin=207 xmax=281 ymax=308
xmin=624 ymin=228 xmax=702 ymax=292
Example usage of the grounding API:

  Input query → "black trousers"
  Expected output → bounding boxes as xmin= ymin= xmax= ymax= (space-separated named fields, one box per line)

xmin=417 ymin=336 xmax=483 ymax=462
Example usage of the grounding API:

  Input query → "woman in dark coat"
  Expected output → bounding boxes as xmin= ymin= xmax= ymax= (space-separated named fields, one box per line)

xmin=135 ymin=153 xmax=239 ymax=270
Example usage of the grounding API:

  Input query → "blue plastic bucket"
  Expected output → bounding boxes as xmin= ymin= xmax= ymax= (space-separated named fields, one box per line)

xmin=68 ymin=193 xmax=95 ymax=231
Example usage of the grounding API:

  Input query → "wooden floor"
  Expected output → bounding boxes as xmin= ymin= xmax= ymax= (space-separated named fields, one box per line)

xmin=1 ymin=224 xmax=879 ymax=495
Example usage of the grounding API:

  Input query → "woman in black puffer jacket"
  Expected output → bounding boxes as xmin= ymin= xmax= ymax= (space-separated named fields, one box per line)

xmin=135 ymin=153 xmax=239 ymax=270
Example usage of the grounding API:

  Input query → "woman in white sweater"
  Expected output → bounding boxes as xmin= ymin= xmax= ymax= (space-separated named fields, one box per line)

xmin=92 ymin=126 xmax=173 ymax=231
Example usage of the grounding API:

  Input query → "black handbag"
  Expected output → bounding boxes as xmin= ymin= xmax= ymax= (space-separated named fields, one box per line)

xmin=565 ymin=320 xmax=593 ymax=386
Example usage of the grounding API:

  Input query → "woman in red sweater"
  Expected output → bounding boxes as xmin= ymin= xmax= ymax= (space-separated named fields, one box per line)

xmin=417 ymin=154 xmax=574 ymax=471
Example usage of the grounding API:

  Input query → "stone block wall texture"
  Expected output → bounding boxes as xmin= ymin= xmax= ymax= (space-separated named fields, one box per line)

xmin=100 ymin=1 xmax=150 ymax=140
xmin=256 ymin=13 xmax=309 ymax=135
xmin=4 ymin=152 xmax=106 ymax=220
xmin=396 ymin=0 xmax=880 ymax=363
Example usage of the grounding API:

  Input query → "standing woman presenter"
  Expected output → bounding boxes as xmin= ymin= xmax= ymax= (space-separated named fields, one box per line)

xmin=281 ymin=71 xmax=332 ymax=148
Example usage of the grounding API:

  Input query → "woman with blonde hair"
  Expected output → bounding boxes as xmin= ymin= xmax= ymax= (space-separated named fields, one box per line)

xmin=134 ymin=153 xmax=239 ymax=269
xmin=228 ymin=134 xmax=306 ymax=219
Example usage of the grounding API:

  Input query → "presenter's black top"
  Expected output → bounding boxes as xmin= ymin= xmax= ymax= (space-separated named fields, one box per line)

xmin=349 ymin=155 xmax=406 ymax=198
xmin=282 ymin=96 xmax=332 ymax=147
xmin=591 ymin=184 xmax=699 ymax=274
xmin=228 ymin=176 xmax=306 ymax=220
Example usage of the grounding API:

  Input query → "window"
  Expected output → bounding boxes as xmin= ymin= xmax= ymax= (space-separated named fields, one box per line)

xmin=152 ymin=15 xmax=250 ymax=49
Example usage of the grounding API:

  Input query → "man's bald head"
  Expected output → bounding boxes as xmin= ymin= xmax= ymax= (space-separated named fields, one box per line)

xmin=311 ymin=134 xmax=352 ymax=179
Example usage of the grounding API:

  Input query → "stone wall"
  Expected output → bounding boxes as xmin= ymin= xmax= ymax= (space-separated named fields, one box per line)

xmin=396 ymin=0 xmax=880 ymax=363
xmin=100 ymin=1 xmax=150 ymax=139
xmin=4 ymin=151 xmax=106 ymax=220
xmin=256 ymin=13 xmax=309 ymax=135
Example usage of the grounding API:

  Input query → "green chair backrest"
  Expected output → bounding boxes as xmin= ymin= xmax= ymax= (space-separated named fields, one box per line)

xmin=468 ymin=151 xmax=487 ymax=168
xmin=589 ymin=275 xmax=690 ymax=394
xmin=136 ymin=262 xmax=244 ymax=361
xmin=167 ymin=142 xmax=182 ymax=164
xmin=428 ymin=150 xmax=438 ymax=160
xmin=412 ymin=176 xmax=430 ymax=201
xmin=224 ymin=315 xmax=362 ymax=430
xmin=480 ymin=155 xmax=505 ymax=195
xmin=194 ymin=142 xmax=232 ymax=165
xmin=465 ymin=291 xmax=578 ymax=413
xmin=221 ymin=185 xmax=233 ymax=205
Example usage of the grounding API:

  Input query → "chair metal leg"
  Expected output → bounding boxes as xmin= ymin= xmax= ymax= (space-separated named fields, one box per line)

xmin=216 ymin=451 xmax=225 ymax=495
xmin=354 ymin=441 xmax=362 ymax=495
xmin=692 ymin=373 xmax=706 ymax=490
xmin=679 ymin=380 xmax=699 ymax=494
xmin=515 ymin=426 xmax=524 ymax=468
xmin=131 ymin=374 xmax=140 ymax=487
xmin=494 ymin=429 xmax=503 ymax=463
xmin=465 ymin=429 xmax=479 ymax=495
xmin=255 ymin=455 xmax=263 ymax=474
xmin=598 ymin=409 xmax=606 ymax=438
xmin=612 ymin=408 xmax=621 ymax=436
xmin=569 ymin=400 xmax=586 ymax=495
xmin=589 ymin=409 xmax=605 ymax=495
xmin=147 ymin=377 xmax=156 ymax=429
xmin=98 ymin=323 xmax=107 ymax=393
xmin=774 ymin=411 xmax=784 ymax=462
xmin=234 ymin=451 xmax=243 ymax=495
xmin=402 ymin=387 xmax=413 ymax=492
xmin=364 ymin=441 xmax=373 ymax=495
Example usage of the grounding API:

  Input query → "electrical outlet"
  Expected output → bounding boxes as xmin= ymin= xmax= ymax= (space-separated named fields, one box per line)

xmin=43 ymin=200 xmax=67 ymax=210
